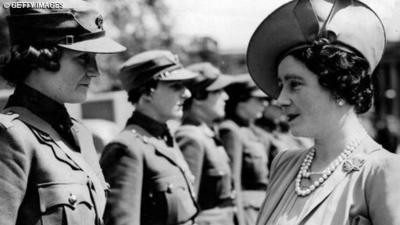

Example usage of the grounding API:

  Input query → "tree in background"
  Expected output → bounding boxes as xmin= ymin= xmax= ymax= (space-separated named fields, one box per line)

xmin=91 ymin=0 xmax=180 ymax=91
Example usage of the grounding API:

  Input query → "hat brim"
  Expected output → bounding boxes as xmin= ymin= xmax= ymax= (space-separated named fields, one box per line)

xmin=58 ymin=36 xmax=126 ymax=54
xmin=206 ymin=74 xmax=237 ymax=91
xmin=247 ymin=1 xmax=306 ymax=99
xmin=251 ymin=89 xmax=269 ymax=98
xmin=158 ymin=68 xmax=198 ymax=81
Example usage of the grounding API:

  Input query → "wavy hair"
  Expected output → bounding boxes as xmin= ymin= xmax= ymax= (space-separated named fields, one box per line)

xmin=1 ymin=45 xmax=62 ymax=85
xmin=289 ymin=37 xmax=373 ymax=114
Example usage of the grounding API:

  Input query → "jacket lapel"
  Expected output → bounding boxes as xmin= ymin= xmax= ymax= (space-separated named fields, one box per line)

xmin=70 ymin=121 xmax=102 ymax=172
xmin=148 ymin=136 xmax=181 ymax=167
xmin=5 ymin=107 xmax=93 ymax=172
xmin=297 ymin=165 xmax=348 ymax=223
xmin=128 ymin=124 xmax=181 ymax=168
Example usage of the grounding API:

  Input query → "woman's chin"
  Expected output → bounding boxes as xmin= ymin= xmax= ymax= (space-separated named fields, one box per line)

xmin=64 ymin=94 xmax=88 ymax=104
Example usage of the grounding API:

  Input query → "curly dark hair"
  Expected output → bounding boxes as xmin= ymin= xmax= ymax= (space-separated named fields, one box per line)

xmin=0 ymin=45 xmax=62 ymax=85
xmin=289 ymin=37 xmax=373 ymax=114
xmin=127 ymin=79 xmax=159 ymax=104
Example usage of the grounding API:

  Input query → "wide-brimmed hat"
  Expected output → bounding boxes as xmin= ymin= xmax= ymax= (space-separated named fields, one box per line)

xmin=247 ymin=0 xmax=385 ymax=98
xmin=7 ymin=0 xmax=126 ymax=53
xmin=119 ymin=50 xmax=198 ymax=92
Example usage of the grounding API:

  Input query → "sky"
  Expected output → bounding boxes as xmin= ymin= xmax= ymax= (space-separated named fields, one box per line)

xmin=166 ymin=0 xmax=400 ymax=53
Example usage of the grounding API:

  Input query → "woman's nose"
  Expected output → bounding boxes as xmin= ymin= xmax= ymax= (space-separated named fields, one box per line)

xmin=276 ymin=90 xmax=291 ymax=107
xmin=221 ymin=90 xmax=229 ymax=101
xmin=182 ymin=87 xmax=192 ymax=99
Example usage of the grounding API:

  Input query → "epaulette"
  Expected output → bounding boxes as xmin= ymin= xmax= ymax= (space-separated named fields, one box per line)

xmin=130 ymin=129 xmax=150 ymax=144
xmin=129 ymin=129 xmax=165 ymax=151
xmin=0 ymin=111 xmax=19 ymax=129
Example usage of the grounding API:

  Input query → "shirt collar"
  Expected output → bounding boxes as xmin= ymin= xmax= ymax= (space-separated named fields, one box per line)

xmin=6 ymin=84 xmax=73 ymax=129
xmin=230 ymin=114 xmax=250 ymax=127
xmin=126 ymin=110 xmax=173 ymax=145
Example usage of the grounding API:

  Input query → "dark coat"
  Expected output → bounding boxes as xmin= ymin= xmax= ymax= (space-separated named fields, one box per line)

xmin=100 ymin=124 xmax=198 ymax=225
xmin=0 ymin=106 xmax=107 ymax=225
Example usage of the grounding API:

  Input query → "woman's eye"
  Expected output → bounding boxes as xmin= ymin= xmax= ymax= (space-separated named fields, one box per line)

xmin=76 ymin=54 xmax=91 ymax=65
xmin=289 ymin=81 xmax=302 ymax=90
xmin=170 ymin=83 xmax=185 ymax=91
xmin=278 ymin=82 xmax=283 ymax=90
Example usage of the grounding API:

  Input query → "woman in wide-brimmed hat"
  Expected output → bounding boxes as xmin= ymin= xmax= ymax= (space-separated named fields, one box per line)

xmin=247 ymin=0 xmax=400 ymax=224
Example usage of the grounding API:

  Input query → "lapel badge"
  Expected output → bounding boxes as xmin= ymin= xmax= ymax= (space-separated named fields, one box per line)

xmin=95 ymin=15 xmax=104 ymax=30
xmin=342 ymin=157 xmax=366 ymax=174
xmin=142 ymin=136 xmax=149 ymax=144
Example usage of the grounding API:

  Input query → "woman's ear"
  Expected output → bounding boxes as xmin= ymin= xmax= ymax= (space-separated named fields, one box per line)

xmin=141 ymin=88 xmax=155 ymax=102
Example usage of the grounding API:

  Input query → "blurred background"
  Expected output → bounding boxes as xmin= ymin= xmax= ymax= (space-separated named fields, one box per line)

xmin=1 ymin=0 xmax=400 ymax=153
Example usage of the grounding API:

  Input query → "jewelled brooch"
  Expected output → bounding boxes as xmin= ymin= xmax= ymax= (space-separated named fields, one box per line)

xmin=342 ymin=157 xmax=366 ymax=173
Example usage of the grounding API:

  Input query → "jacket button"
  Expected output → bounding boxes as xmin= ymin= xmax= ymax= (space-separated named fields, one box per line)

xmin=68 ymin=194 xmax=77 ymax=205
xmin=167 ymin=183 xmax=174 ymax=193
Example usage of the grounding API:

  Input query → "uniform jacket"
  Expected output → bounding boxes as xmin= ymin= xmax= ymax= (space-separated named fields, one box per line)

xmin=219 ymin=119 xmax=272 ymax=217
xmin=100 ymin=116 xmax=198 ymax=225
xmin=256 ymin=136 xmax=400 ymax=225
xmin=176 ymin=120 xmax=239 ymax=225
xmin=175 ymin=122 xmax=235 ymax=210
xmin=0 ymin=106 xmax=107 ymax=225
xmin=219 ymin=120 xmax=271 ymax=191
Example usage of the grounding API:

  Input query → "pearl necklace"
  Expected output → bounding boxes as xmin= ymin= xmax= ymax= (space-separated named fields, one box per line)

xmin=295 ymin=139 xmax=361 ymax=197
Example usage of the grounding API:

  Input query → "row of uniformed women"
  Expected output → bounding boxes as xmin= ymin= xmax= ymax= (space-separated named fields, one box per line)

xmin=100 ymin=51 xmax=274 ymax=225
xmin=0 ymin=0 xmax=273 ymax=224
xmin=3 ymin=0 xmax=400 ymax=225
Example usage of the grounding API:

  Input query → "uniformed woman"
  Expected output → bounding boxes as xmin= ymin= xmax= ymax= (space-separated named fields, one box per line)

xmin=175 ymin=63 xmax=242 ymax=225
xmin=247 ymin=0 xmax=400 ymax=224
xmin=221 ymin=77 xmax=272 ymax=225
xmin=0 ymin=0 xmax=125 ymax=224
xmin=100 ymin=50 xmax=199 ymax=225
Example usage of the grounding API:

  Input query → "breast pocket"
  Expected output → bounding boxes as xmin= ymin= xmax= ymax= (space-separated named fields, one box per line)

xmin=38 ymin=182 xmax=95 ymax=225
xmin=151 ymin=176 xmax=197 ymax=225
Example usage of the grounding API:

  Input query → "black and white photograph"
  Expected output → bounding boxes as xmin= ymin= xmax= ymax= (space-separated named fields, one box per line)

xmin=0 ymin=0 xmax=400 ymax=224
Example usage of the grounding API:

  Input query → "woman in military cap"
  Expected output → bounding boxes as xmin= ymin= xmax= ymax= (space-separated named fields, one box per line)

xmin=0 ymin=0 xmax=125 ymax=225
xmin=100 ymin=50 xmax=199 ymax=225
xmin=175 ymin=62 xmax=242 ymax=225
xmin=247 ymin=0 xmax=400 ymax=224
xmin=221 ymin=76 xmax=273 ymax=225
